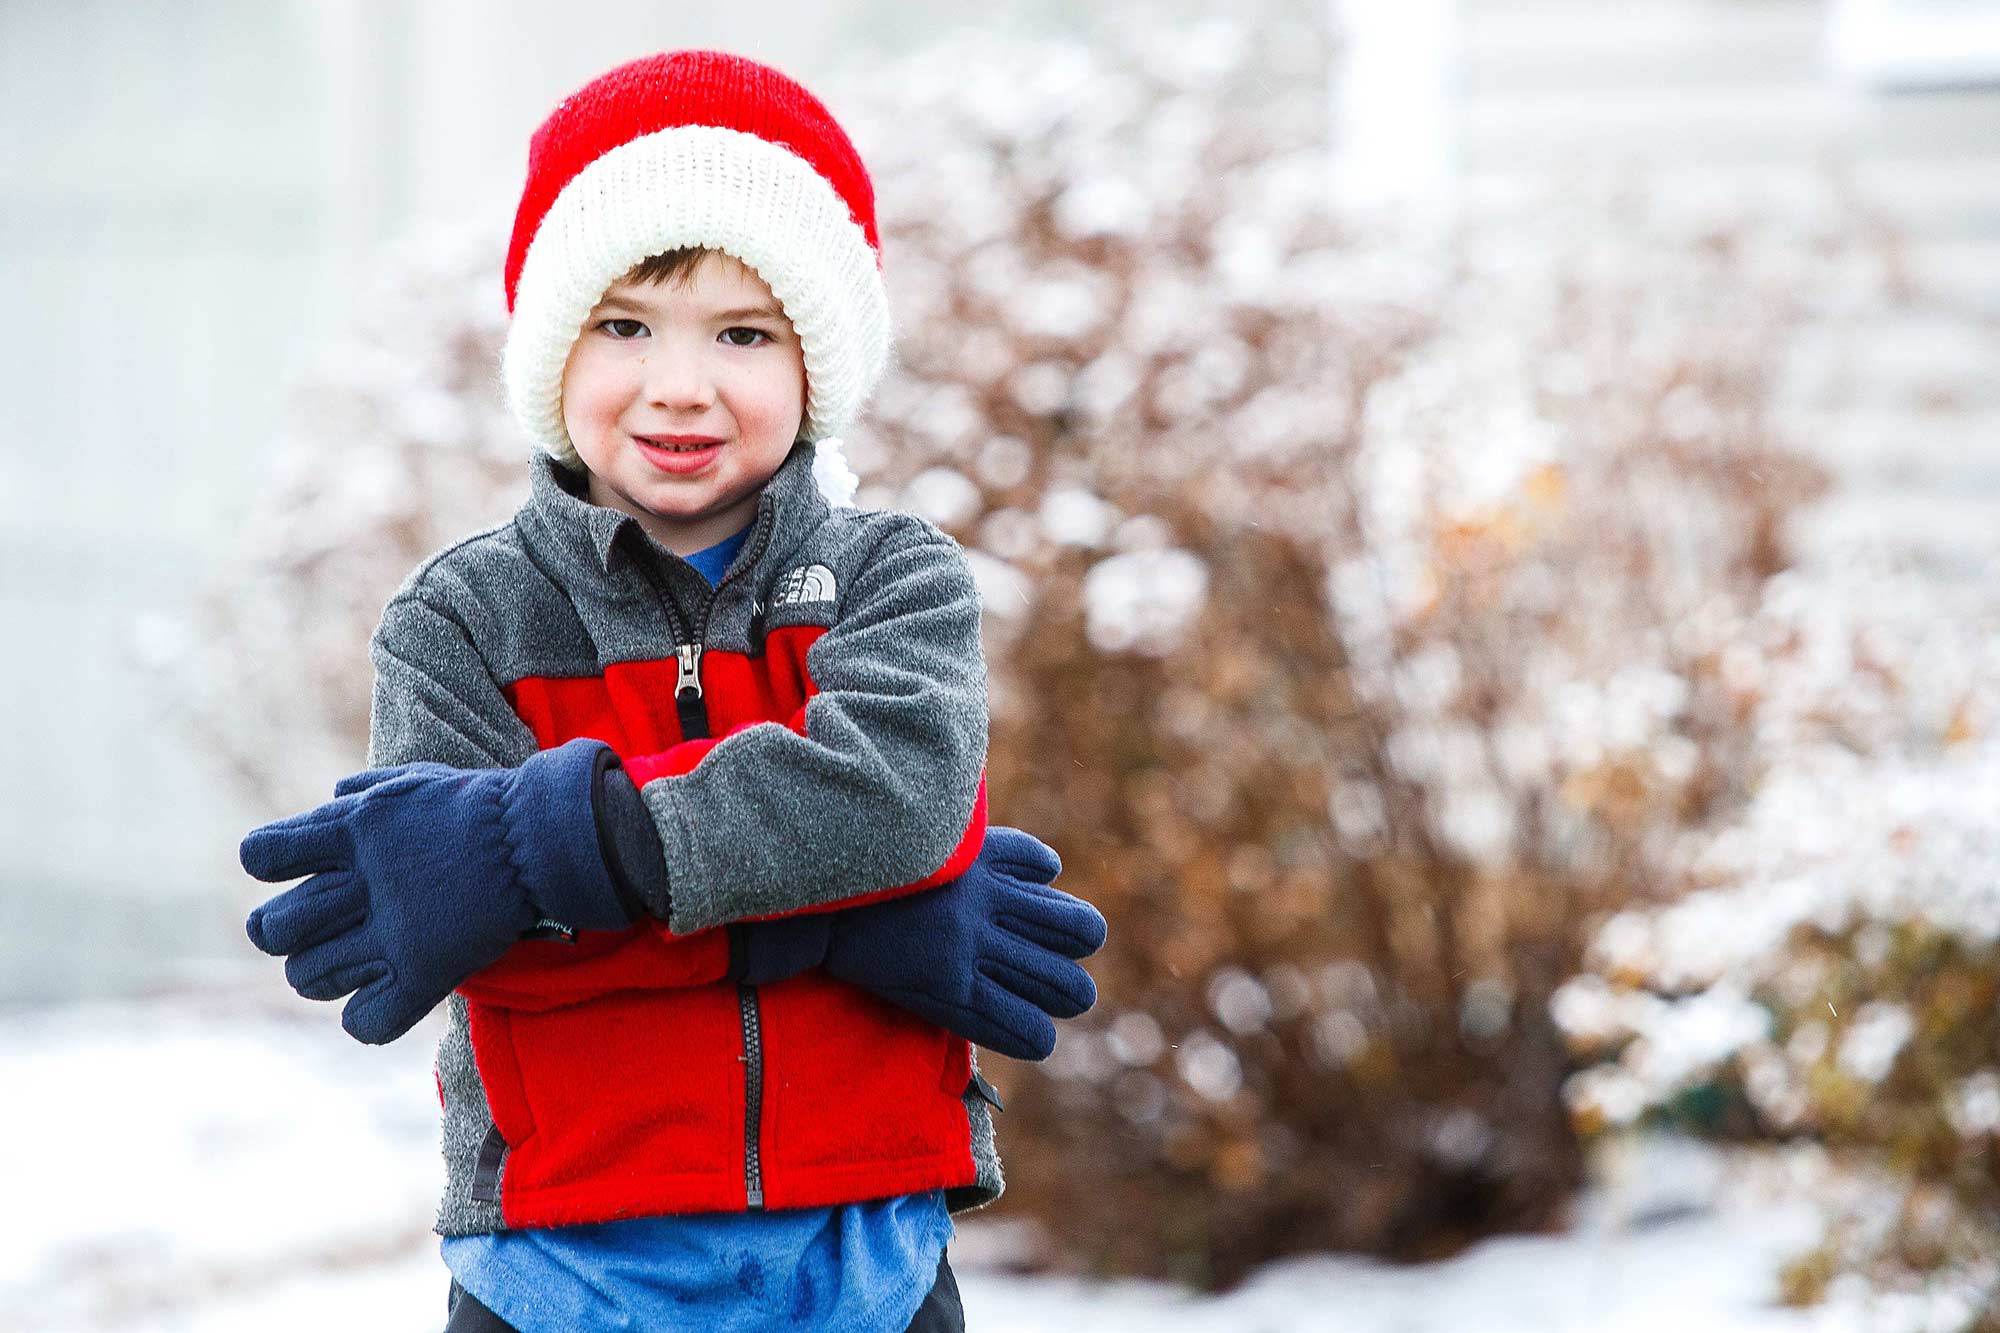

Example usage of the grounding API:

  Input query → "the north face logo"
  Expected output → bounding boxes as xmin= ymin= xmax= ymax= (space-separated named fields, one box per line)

xmin=772 ymin=564 xmax=837 ymax=607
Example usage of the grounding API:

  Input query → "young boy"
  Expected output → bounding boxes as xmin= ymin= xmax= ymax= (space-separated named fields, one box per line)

xmin=238 ymin=50 xmax=1106 ymax=1332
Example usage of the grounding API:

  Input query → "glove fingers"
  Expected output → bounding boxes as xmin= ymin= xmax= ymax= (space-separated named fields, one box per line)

xmin=246 ymin=872 xmax=365 ymax=955
xmin=285 ymin=935 xmax=384 ymax=1002
xmin=342 ymin=971 xmax=439 ymax=1046
xmin=239 ymin=807 xmax=355 ymax=883
xmin=980 ymin=952 xmax=1098 ymax=1021
xmin=980 ymin=826 xmax=1061 ymax=884
xmin=994 ymin=893 xmax=1108 ymax=958
xmin=963 ymin=978 xmax=1060 ymax=1061
xmin=990 ymin=907 xmax=1097 ymax=959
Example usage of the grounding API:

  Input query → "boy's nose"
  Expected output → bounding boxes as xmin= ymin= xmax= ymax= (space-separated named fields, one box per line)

xmin=640 ymin=355 xmax=717 ymax=409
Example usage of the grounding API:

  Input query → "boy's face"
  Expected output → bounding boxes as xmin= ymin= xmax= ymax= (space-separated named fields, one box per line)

xmin=561 ymin=251 xmax=807 ymax=558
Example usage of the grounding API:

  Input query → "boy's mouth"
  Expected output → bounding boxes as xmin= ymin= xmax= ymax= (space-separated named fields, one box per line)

xmin=634 ymin=434 xmax=725 ymax=453
xmin=633 ymin=434 xmax=726 ymax=475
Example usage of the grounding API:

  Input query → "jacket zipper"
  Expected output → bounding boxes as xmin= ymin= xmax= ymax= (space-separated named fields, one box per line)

xmin=739 ymin=984 xmax=765 ymax=1209
xmin=629 ymin=509 xmax=779 ymax=1210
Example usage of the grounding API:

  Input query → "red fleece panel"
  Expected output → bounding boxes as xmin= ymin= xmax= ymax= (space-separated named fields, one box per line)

xmin=466 ymin=1001 xmax=536 ymax=1148
xmin=477 ymin=986 xmax=752 ymax=1225
xmin=458 ymin=925 xmax=730 ymax=1010
xmin=717 ymin=625 xmax=819 ymax=728
xmin=507 ymin=659 xmax=690 ymax=755
xmin=507 ymin=676 xmax=629 ymax=753
xmin=940 ymin=1035 xmax=972 ymax=1097
xmin=601 ymin=658 xmax=689 ymax=751
xmin=757 ymin=972 xmax=978 ymax=1211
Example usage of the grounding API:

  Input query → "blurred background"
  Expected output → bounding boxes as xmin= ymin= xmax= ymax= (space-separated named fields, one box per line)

xmin=4 ymin=0 xmax=1998 ymax=1328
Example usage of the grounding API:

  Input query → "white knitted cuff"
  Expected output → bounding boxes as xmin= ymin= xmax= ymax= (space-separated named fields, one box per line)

xmin=502 ymin=123 xmax=892 ymax=467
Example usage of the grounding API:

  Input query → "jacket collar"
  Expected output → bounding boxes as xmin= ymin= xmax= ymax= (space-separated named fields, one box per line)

xmin=518 ymin=440 xmax=832 ymax=583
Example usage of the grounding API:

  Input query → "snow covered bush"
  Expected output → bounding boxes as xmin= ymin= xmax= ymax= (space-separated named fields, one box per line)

xmin=819 ymin=7 xmax=1865 ymax=1292
xmin=1553 ymin=561 xmax=2000 ymax=1323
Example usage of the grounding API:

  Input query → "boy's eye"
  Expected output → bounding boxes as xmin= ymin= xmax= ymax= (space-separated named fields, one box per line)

xmin=595 ymin=320 xmax=772 ymax=347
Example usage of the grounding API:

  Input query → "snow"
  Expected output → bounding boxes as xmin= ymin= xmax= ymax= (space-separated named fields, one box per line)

xmin=975 ymin=507 xmax=1041 ymax=563
xmin=1832 ymin=1001 xmax=1915 ymax=1085
xmin=1105 ymin=1009 xmax=1168 ymax=1064
xmin=1947 ymin=1071 xmax=2000 ymax=1138
xmin=6 ymin=981 xmax=1959 ymax=1331
xmin=974 ymin=436 xmax=1034 ymax=490
xmin=1206 ymin=967 xmax=1275 ymax=1037
xmin=964 ymin=550 xmax=1031 ymax=621
xmin=1038 ymin=487 xmax=1117 ymax=548
xmin=1080 ymin=548 xmax=1209 ymax=655
xmin=1593 ymin=738 xmax=2000 ymax=1007
xmin=1006 ymin=359 xmax=1072 ymax=417
xmin=898 ymin=466 xmax=983 ymax=528
xmin=1053 ymin=175 xmax=1155 ymax=241
xmin=1171 ymin=1028 xmax=1245 ymax=1102
xmin=999 ymin=264 xmax=1117 ymax=341
xmin=123 ymin=3 xmax=1998 ymax=1325
xmin=2 ymin=981 xmax=441 ymax=1330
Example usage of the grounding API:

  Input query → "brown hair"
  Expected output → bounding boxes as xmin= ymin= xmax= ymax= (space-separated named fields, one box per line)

xmin=619 ymin=246 xmax=717 ymax=288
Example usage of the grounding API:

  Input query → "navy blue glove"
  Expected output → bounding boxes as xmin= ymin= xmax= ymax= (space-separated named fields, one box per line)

xmin=240 ymin=737 xmax=643 ymax=1045
xmin=729 ymin=826 xmax=1106 ymax=1061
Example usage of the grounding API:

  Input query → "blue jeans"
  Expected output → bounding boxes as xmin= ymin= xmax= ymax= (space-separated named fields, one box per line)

xmin=444 ymin=1247 xmax=966 ymax=1332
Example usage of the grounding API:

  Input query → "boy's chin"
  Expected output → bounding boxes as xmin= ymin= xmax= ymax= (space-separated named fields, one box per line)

xmin=627 ymin=485 xmax=721 ymax=518
xmin=630 ymin=476 xmax=761 ymax=524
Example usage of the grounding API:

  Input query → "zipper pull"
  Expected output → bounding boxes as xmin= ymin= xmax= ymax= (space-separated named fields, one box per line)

xmin=675 ymin=642 xmax=710 ymax=741
xmin=676 ymin=642 xmax=704 ymax=700
xmin=970 ymin=1070 xmax=1006 ymax=1112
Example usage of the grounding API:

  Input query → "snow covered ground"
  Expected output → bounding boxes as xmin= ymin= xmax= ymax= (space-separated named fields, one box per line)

xmin=2 ymin=969 xmax=1931 ymax=1333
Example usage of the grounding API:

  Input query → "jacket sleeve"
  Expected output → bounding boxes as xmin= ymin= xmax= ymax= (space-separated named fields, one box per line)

xmin=611 ymin=714 xmax=988 ymax=926
xmin=365 ymin=593 xmax=543 ymax=771
xmin=633 ymin=521 xmax=991 ymax=938
xmin=364 ymin=590 xmax=732 ymax=1005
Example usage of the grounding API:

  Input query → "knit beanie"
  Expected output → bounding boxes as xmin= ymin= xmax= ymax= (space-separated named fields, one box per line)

xmin=500 ymin=49 xmax=890 ymax=481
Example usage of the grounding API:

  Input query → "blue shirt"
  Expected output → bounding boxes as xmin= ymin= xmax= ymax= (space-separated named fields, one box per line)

xmin=441 ymin=516 xmax=953 ymax=1332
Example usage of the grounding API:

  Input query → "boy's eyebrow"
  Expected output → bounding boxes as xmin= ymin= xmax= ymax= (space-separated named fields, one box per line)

xmin=594 ymin=293 xmax=787 ymax=321
xmin=712 ymin=303 xmax=788 ymax=321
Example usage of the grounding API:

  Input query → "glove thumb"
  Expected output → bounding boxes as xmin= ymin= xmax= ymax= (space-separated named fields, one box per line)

xmin=982 ymin=826 xmax=1062 ymax=884
xmin=333 ymin=766 xmax=410 ymax=797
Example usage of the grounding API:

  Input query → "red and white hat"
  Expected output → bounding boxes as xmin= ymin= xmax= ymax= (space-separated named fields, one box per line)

xmin=500 ymin=49 xmax=891 ymax=470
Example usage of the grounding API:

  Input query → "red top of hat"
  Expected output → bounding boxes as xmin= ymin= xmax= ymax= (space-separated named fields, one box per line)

xmin=503 ymin=49 xmax=880 ymax=314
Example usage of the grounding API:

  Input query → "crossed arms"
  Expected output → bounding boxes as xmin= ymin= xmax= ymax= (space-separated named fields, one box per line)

xmin=241 ymin=527 xmax=1110 ymax=1047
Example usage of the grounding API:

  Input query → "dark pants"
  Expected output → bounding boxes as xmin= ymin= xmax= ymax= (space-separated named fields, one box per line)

xmin=445 ymin=1247 xmax=965 ymax=1332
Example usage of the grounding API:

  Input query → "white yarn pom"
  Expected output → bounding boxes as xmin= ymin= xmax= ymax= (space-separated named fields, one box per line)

xmin=812 ymin=437 xmax=861 ymax=509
